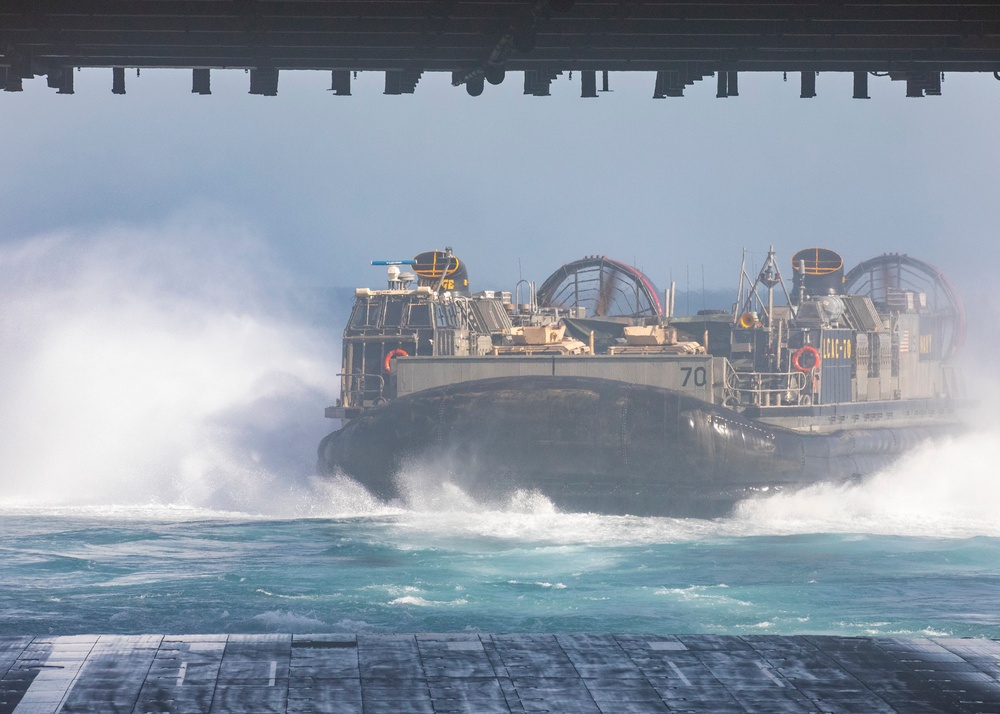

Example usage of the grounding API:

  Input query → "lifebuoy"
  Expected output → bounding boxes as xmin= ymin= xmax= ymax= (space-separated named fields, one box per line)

xmin=791 ymin=345 xmax=821 ymax=373
xmin=383 ymin=348 xmax=408 ymax=373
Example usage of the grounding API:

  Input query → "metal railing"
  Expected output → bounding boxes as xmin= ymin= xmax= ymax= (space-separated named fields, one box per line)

xmin=725 ymin=365 xmax=809 ymax=407
xmin=339 ymin=372 xmax=386 ymax=409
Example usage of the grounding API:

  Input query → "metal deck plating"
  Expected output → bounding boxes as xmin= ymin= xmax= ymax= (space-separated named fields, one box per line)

xmin=2 ymin=633 xmax=999 ymax=713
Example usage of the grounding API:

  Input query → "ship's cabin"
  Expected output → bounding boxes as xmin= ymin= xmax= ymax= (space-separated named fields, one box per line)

xmin=328 ymin=246 xmax=964 ymax=422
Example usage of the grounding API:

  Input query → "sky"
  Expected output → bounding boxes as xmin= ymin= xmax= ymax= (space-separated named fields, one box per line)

xmin=2 ymin=67 xmax=999 ymax=295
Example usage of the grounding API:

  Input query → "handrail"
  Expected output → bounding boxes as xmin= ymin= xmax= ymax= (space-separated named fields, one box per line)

xmin=724 ymin=363 xmax=808 ymax=407
xmin=338 ymin=371 xmax=386 ymax=408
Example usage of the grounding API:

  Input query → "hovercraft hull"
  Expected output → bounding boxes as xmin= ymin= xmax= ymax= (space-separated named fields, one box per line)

xmin=318 ymin=375 xmax=957 ymax=517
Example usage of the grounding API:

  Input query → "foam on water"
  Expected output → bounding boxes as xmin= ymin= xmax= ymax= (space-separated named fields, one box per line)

xmin=733 ymin=429 xmax=1000 ymax=539
xmin=343 ymin=425 xmax=1000 ymax=546
xmin=726 ymin=298 xmax=1000 ymax=540
xmin=0 ymin=217 xmax=349 ymax=518
xmin=2 ymin=220 xmax=998 ymax=546
xmin=385 ymin=466 xmax=717 ymax=546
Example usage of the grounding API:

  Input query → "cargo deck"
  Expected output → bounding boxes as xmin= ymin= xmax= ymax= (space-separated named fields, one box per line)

xmin=3 ymin=633 xmax=998 ymax=712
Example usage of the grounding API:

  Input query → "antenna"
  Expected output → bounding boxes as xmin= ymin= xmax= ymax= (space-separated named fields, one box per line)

xmin=701 ymin=264 xmax=706 ymax=311
xmin=372 ymin=259 xmax=417 ymax=266
xmin=686 ymin=265 xmax=690 ymax=316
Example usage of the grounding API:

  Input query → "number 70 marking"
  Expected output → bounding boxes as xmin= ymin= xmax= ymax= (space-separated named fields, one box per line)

xmin=681 ymin=366 xmax=708 ymax=387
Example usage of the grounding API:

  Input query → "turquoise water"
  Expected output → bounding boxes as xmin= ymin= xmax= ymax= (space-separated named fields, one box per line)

xmin=3 ymin=439 xmax=1000 ymax=638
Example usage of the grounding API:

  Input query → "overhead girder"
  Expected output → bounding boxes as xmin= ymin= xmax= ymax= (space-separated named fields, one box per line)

xmin=2 ymin=1 xmax=999 ymax=78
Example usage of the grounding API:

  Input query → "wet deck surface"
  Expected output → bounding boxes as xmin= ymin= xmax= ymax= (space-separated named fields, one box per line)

xmin=2 ymin=633 xmax=1000 ymax=713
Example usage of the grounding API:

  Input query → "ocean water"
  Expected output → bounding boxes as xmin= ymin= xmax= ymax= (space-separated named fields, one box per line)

xmin=1 ymin=226 xmax=999 ymax=639
xmin=3 ymin=438 xmax=1000 ymax=639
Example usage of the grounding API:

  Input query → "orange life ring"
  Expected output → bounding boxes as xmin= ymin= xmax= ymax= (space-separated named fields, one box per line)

xmin=383 ymin=348 xmax=408 ymax=373
xmin=791 ymin=345 xmax=821 ymax=373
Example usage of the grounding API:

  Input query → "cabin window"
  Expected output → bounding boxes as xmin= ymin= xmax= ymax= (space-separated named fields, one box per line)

xmin=408 ymin=303 xmax=431 ymax=327
xmin=349 ymin=300 xmax=380 ymax=328
xmin=383 ymin=298 xmax=405 ymax=327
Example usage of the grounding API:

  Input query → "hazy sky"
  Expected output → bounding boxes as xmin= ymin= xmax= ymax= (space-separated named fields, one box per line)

xmin=3 ymin=68 xmax=999 ymax=293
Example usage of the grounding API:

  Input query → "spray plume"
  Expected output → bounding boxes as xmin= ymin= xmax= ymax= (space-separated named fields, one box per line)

xmin=0 ymin=217 xmax=344 ymax=515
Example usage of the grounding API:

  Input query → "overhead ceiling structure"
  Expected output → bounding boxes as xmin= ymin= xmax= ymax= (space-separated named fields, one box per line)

xmin=2 ymin=1 xmax=999 ymax=99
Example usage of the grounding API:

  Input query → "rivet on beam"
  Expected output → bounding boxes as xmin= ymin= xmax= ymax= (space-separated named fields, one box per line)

xmin=384 ymin=71 xmax=401 ymax=95
xmin=800 ymin=71 xmax=816 ymax=98
xmin=384 ymin=70 xmax=422 ymax=95
xmin=45 ymin=67 xmax=74 ymax=94
xmin=329 ymin=70 xmax=351 ymax=95
xmin=653 ymin=71 xmax=665 ymax=99
xmin=852 ymin=71 xmax=869 ymax=99
xmin=112 ymin=67 xmax=126 ymax=95
xmin=59 ymin=66 xmax=75 ymax=94
xmin=192 ymin=68 xmax=211 ymax=95
xmin=726 ymin=71 xmax=738 ymax=97
xmin=485 ymin=64 xmax=505 ymax=86
xmin=249 ymin=68 xmax=279 ymax=96
xmin=1 ymin=66 xmax=22 ymax=92
xmin=466 ymin=75 xmax=484 ymax=96
xmin=924 ymin=71 xmax=942 ymax=96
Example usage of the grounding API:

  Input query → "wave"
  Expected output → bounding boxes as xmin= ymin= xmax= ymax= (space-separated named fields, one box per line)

xmin=733 ymin=428 xmax=1000 ymax=539
xmin=0 ymin=217 xmax=341 ymax=517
